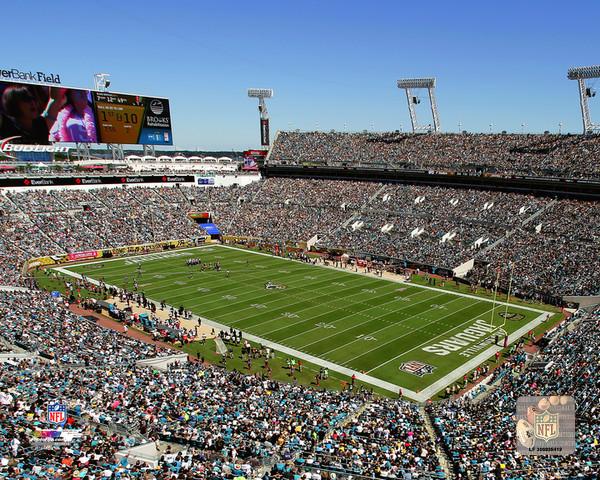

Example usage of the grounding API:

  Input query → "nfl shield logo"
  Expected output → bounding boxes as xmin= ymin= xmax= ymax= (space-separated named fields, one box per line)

xmin=534 ymin=410 xmax=559 ymax=442
xmin=47 ymin=401 xmax=67 ymax=426
xmin=399 ymin=361 xmax=435 ymax=377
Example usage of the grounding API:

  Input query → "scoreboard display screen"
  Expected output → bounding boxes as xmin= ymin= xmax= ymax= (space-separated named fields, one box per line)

xmin=93 ymin=92 xmax=172 ymax=145
xmin=0 ymin=79 xmax=173 ymax=146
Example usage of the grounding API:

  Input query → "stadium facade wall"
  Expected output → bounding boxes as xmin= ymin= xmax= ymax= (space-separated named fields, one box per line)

xmin=562 ymin=295 xmax=600 ymax=308
xmin=262 ymin=165 xmax=600 ymax=199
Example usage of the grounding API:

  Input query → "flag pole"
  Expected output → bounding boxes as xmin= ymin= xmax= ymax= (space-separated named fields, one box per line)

xmin=489 ymin=268 xmax=501 ymax=330
xmin=502 ymin=262 xmax=515 ymax=329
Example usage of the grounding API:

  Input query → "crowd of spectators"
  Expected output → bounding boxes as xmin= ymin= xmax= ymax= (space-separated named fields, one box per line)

xmin=0 ymin=177 xmax=599 ymax=299
xmin=0 ymin=289 xmax=441 ymax=479
xmin=428 ymin=307 xmax=600 ymax=479
xmin=298 ymin=398 xmax=442 ymax=478
xmin=269 ymin=131 xmax=600 ymax=179
xmin=321 ymin=184 xmax=545 ymax=268
xmin=0 ymin=177 xmax=597 ymax=477
xmin=0 ymin=289 xmax=596 ymax=478
xmin=468 ymin=199 xmax=600 ymax=298
xmin=0 ymin=290 xmax=166 ymax=365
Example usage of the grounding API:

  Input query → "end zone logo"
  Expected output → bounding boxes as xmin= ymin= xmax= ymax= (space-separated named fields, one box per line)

xmin=399 ymin=360 xmax=435 ymax=377
xmin=0 ymin=136 xmax=69 ymax=159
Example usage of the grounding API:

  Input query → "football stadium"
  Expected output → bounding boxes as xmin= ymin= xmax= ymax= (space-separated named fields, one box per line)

xmin=0 ymin=2 xmax=599 ymax=479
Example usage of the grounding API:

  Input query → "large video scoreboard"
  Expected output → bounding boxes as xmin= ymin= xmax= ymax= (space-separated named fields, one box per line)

xmin=0 ymin=80 xmax=173 ymax=145
xmin=93 ymin=92 xmax=172 ymax=145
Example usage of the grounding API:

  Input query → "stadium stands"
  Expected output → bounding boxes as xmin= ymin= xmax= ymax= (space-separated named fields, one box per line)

xmin=0 ymin=294 xmax=597 ymax=477
xmin=0 ymin=290 xmax=166 ymax=365
xmin=428 ymin=306 xmax=600 ymax=478
xmin=0 ymin=290 xmax=441 ymax=479
xmin=268 ymin=131 xmax=600 ymax=179
xmin=0 ymin=171 xmax=598 ymax=478
xmin=1 ymin=178 xmax=599 ymax=300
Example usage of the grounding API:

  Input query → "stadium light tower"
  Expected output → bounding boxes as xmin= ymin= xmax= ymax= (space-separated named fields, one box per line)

xmin=93 ymin=73 xmax=111 ymax=92
xmin=248 ymin=88 xmax=274 ymax=146
xmin=567 ymin=65 xmax=600 ymax=134
xmin=396 ymin=77 xmax=440 ymax=133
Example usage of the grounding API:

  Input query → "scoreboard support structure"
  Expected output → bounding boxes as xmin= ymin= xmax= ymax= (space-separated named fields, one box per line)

xmin=108 ymin=144 xmax=125 ymax=161
xmin=248 ymin=88 xmax=274 ymax=147
xmin=143 ymin=145 xmax=156 ymax=157
xmin=73 ymin=143 xmax=92 ymax=161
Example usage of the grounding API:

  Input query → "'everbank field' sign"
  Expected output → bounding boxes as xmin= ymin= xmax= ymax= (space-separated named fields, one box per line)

xmin=0 ymin=67 xmax=61 ymax=84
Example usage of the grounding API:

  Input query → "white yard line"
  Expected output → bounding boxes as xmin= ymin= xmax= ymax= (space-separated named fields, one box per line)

xmin=367 ymin=302 xmax=498 ymax=373
xmin=339 ymin=298 xmax=481 ymax=363
xmin=194 ymin=271 xmax=367 ymax=312
xmin=63 ymin=243 xmax=547 ymax=314
xmin=245 ymin=285 xmax=418 ymax=336
xmin=403 ymin=282 xmax=547 ymax=314
xmin=53 ymin=264 xmax=421 ymax=400
xmin=217 ymin=244 xmax=547 ymax=314
xmin=296 ymin=291 xmax=449 ymax=350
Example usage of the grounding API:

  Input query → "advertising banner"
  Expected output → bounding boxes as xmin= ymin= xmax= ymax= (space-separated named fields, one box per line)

xmin=197 ymin=177 xmax=215 ymax=185
xmin=67 ymin=250 xmax=99 ymax=261
xmin=260 ymin=118 xmax=270 ymax=146
xmin=242 ymin=149 xmax=267 ymax=171
xmin=0 ymin=175 xmax=195 ymax=189
xmin=27 ymin=239 xmax=206 ymax=271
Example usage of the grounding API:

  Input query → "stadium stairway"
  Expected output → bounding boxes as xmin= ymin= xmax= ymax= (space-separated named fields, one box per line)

xmin=77 ymin=212 xmax=115 ymax=248
xmin=421 ymin=405 xmax=454 ymax=479
xmin=157 ymin=184 xmax=192 ymax=206
xmin=324 ymin=399 xmax=371 ymax=440
xmin=475 ymin=198 xmax=557 ymax=259
xmin=319 ymin=183 xmax=388 ymax=246
xmin=4 ymin=196 xmax=66 ymax=255
xmin=224 ymin=178 xmax=266 ymax=231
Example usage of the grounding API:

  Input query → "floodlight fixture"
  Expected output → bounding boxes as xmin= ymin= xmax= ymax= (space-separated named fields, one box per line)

xmin=396 ymin=77 xmax=440 ymax=133
xmin=248 ymin=88 xmax=273 ymax=99
xmin=93 ymin=73 xmax=111 ymax=92
xmin=247 ymin=88 xmax=274 ymax=146
xmin=397 ymin=78 xmax=436 ymax=89
xmin=567 ymin=65 xmax=600 ymax=80
xmin=567 ymin=65 xmax=600 ymax=133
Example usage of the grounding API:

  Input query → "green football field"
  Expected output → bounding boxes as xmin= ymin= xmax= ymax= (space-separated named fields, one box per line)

xmin=58 ymin=244 xmax=548 ymax=399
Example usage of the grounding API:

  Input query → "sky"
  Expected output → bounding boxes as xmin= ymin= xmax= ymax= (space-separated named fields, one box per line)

xmin=3 ymin=0 xmax=600 ymax=150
